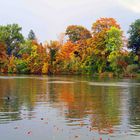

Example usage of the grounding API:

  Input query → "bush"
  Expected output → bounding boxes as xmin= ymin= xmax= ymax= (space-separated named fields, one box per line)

xmin=16 ymin=60 xmax=29 ymax=74
xmin=126 ymin=64 xmax=139 ymax=74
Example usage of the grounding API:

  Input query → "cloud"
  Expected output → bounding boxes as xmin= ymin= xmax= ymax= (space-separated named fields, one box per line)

xmin=23 ymin=0 xmax=133 ymax=41
xmin=24 ymin=0 xmax=110 ymax=41
xmin=25 ymin=0 xmax=86 ymax=10
xmin=118 ymin=0 xmax=140 ymax=13
xmin=0 ymin=0 xmax=139 ymax=41
xmin=46 ymin=0 xmax=86 ymax=8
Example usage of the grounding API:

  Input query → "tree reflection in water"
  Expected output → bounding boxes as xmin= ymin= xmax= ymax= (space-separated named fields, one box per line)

xmin=0 ymin=75 xmax=140 ymax=139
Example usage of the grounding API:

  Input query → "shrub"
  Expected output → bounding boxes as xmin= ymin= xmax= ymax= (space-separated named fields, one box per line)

xmin=126 ymin=64 xmax=139 ymax=74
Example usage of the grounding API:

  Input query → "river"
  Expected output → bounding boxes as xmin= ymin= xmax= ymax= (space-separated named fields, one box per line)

xmin=0 ymin=75 xmax=140 ymax=140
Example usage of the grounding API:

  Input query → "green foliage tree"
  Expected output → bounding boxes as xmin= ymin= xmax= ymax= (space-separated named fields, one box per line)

xmin=0 ymin=24 xmax=24 ymax=56
xmin=28 ymin=29 xmax=36 ymax=40
xmin=16 ymin=59 xmax=29 ymax=74
xmin=128 ymin=19 xmax=140 ymax=56
xmin=105 ymin=27 xmax=124 ymax=74
xmin=105 ymin=27 xmax=123 ymax=52
xmin=18 ymin=40 xmax=33 ymax=57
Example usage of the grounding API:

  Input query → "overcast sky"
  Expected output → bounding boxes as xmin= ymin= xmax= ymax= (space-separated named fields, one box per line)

xmin=0 ymin=0 xmax=140 ymax=42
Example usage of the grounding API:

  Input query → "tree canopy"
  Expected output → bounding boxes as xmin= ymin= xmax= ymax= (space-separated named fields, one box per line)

xmin=65 ymin=25 xmax=92 ymax=43
xmin=0 ymin=24 xmax=24 ymax=56
xmin=128 ymin=19 xmax=140 ymax=56
xmin=0 ymin=18 xmax=139 ymax=76
xmin=28 ymin=29 xmax=36 ymax=40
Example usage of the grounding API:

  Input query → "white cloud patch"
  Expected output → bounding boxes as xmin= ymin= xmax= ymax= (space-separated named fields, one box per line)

xmin=0 ymin=0 xmax=139 ymax=41
xmin=24 ymin=0 xmax=111 ymax=41
xmin=118 ymin=0 xmax=140 ymax=13
xmin=25 ymin=0 xmax=86 ymax=10
xmin=46 ymin=0 xmax=86 ymax=8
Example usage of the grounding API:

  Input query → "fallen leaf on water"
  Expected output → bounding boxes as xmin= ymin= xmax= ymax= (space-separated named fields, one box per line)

xmin=14 ymin=127 xmax=18 ymax=129
xmin=75 ymin=135 xmax=79 ymax=138
xmin=27 ymin=131 xmax=32 ymax=135
xmin=109 ymin=128 xmax=113 ymax=134
xmin=80 ymin=122 xmax=84 ymax=127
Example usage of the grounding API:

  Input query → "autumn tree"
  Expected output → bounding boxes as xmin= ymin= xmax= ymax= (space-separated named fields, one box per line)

xmin=0 ymin=43 xmax=8 ymax=72
xmin=55 ymin=41 xmax=79 ymax=73
xmin=108 ymin=50 xmax=130 ymax=75
xmin=0 ymin=21 xmax=137 ymax=75
xmin=59 ymin=41 xmax=77 ymax=60
xmin=47 ymin=41 xmax=61 ymax=64
xmin=16 ymin=40 xmax=48 ymax=74
xmin=92 ymin=18 xmax=120 ymax=34
xmin=8 ymin=55 xmax=17 ymax=73
xmin=27 ymin=41 xmax=48 ymax=74
xmin=91 ymin=18 xmax=122 ymax=73
xmin=65 ymin=25 xmax=92 ymax=43
xmin=45 ymin=40 xmax=61 ymax=74
xmin=91 ymin=18 xmax=120 ymax=51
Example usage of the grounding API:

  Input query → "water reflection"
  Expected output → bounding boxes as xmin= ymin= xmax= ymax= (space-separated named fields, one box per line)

xmin=0 ymin=75 xmax=140 ymax=139
xmin=129 ymin=87 xmax=140 ymax=135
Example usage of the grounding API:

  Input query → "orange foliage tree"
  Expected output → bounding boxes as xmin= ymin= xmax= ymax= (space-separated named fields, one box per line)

xmin=90 ymin=18 xmax=122 ymax=73
xmin=92 ymin=18 xmax=120 ymax=53
xmin=66 ymin=25 xmax=92 ymax=43
xmin=59 ymin=41 xmax=77 ymax=60
xmin=28 ymin=41 xmax=48 ymax=74
xmin=0 ymin=43 xmax=8 ymax=73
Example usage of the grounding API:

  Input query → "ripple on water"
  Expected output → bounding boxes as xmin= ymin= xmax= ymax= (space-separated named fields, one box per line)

xmin=46 ymin=81 xmax=75 ymax=84
xmin=0 ymin=76 xmax=64 ymax=80
xmin=88 ymin=82 xmax=140 ymax=87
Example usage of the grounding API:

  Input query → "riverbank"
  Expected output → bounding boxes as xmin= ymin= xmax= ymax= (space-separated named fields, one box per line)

xmin=0 ymin=71 xmax=139 ymax=79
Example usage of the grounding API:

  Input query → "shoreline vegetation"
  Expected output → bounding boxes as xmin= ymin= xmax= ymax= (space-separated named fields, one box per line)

xmin=0 ymin=17 xmax=140 ymax=77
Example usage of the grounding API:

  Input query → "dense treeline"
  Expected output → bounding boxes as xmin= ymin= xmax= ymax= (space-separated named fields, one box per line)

xmin=0 ymin=18 xmax=140 ymax=76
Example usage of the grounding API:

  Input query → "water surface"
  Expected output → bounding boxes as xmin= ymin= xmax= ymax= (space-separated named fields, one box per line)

xmin=0 ymin=75 xmax=140 ymax=140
